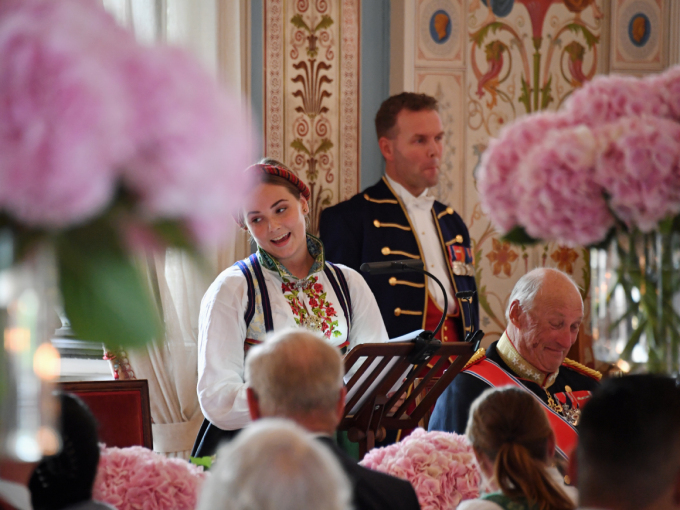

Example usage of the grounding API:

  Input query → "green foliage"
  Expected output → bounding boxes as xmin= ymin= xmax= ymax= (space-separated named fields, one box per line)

xmin=190 ymin=455 xmax=214 ymax=470
xmin=56 ymin=221 xmax=162 ymax=349
xmin=518 ymin=76 xmax=532 ymax=114
xmin=315 ymin=139 xmax=334 ymax=155
xmin=290 ymin=14 xmax=311 ymax=33
xmin=469 ymin=23 xmax=503 ymax=47
xmin=566 ymin=23 xmax=599 ymax=49
xmin=501 ymin=226 xmax=539 ymax=246
xmin=314 ymin=15 xmax=334 ymax=32
xmin=540 ymin=75 xmax=553 ymax=110
xmin=291 ymin=138 xmax=311 ymax=155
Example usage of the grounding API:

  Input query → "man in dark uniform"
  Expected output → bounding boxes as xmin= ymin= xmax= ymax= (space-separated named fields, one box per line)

xmin=429 ymin=268 xmax=600 ymax=460
xmin=319 ymin=92 xmax=478 ymax=346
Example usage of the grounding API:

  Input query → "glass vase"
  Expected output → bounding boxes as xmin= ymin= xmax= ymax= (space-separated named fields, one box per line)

xmin=0 ymin=230 xmax=61 ymax=461
xmin=591 ymin=229 xmax=680 ymax=374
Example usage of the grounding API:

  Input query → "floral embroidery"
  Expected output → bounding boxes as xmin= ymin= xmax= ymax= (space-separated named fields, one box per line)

xmin=281 ymin=276 xmax=341 ymax=339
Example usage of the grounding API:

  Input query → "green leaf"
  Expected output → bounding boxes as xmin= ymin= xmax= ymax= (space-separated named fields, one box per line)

xmin=291 ymin=138 xmax=311 ymax=155
xmin=314 ymin=139 xmax=334 ymax=155
xmin=501 ymin=226 xmax=539 ymax=246
xmin=314 ymin=15 xmax=334 ymax=32
xmin=190 ymin=456 xmax=214 ymax=469
xmin=518 ymin=76 xmax=532 ymax=114
xmin=469 ymin=22 xmax=503 ymax=47
xmin=151 ymin=220 xmax=194 ymax=250
xmin=566 ymin=23 xmax=599 ymax=49
xmin=540 ymin=75 xmax=553 ymax=110
xmin=290 ymin=14 xmax=310 ymax=32
xmin=56 ymin=224 xmax=161 ymax=349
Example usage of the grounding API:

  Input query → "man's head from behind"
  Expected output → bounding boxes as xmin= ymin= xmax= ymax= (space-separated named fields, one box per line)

xmin=505 ymin=268 xmax=583 ymax=374
xmin=575 ymin=374 xmax=680 ymax=510
xmin=245 ymin=328 xmax=345 ymax=434
xmin=375 ymin=92 xmax=443 ymax=197
xmin=197 ymin=418 xmax=352 ymax=510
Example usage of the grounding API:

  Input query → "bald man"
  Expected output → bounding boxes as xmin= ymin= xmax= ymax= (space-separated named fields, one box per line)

xmin=429 ymin=268 xmax=600 ymax=460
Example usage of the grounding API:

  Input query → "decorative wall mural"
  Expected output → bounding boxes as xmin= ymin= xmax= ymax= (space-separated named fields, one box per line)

xmin=462 ymin=0 xmax=604 ymax=346
xmin=611 ymin=0 xmax=667 ymax=70
xmin=264 ymin=0 xmax=360 ymax=234
xmin=417 ymin=0 xmax=465 ymax=66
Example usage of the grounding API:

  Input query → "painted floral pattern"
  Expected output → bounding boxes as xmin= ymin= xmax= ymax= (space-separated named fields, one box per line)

xmin=281 ymin=276 xmax=341 ymax=339
xmin=486 ymin=238 xmax=519 ymax=277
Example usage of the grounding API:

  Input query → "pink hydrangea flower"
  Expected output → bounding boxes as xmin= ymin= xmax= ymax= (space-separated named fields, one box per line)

xmin=516 ymin=125 xmax=615 ymax=246
xmin=0 ymin=0 xmax=137 ymax=227
xmin=595 ymin=116 xmax=680 ymax=232
xmin=564 ymin=73 xmax=668 ymax=127
xmin=652 ymin=64 xmax=680 ymax=122
xmin=93 ymin=445 xmax=208 ymax=510
xmin=122 ymin=45 xmax=254 ymax=246
xmin=476 ymin=112 xmax=573 ymax=233
xmin=360 ymin=428 xmax=480 ymax=510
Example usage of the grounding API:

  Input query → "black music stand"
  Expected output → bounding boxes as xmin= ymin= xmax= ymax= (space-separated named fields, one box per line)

xmin=339 ymin=340 xmax=476 ymax=458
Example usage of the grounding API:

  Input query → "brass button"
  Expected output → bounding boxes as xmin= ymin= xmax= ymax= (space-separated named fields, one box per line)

xmin=394 ymin=308 xmax=401 ymax=316
xmin=564 ymin=475 xmax=571 ymax=485
xmin=443 ymin=325 xmax=447 ymax=331
xmin=381 ymin=247 xmax=391 ymax=256
xmin=373 ymin=219 xmax=380 ymax=228
xmin=389 ymin=277 xmax=397 ymax=286
xmin=447 ymin=207 xmax=454 ymax=214
xmin=454 ymin=235 xmax=463 ymax=243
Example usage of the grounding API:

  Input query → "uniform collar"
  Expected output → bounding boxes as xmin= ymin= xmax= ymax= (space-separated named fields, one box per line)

xmin=257 ymin=233 xmax=325 ymax=280
xmin=496 ymin=331 xmax=559 ymax=389
xmin=384 ymin=174 xmax=435 ymax=211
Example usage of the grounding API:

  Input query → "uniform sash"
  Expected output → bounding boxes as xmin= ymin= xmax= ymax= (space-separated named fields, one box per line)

xmin=464 ymin=358 xmax=579 ymax=460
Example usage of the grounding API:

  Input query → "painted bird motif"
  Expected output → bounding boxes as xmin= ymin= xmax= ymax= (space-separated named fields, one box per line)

xmin=477 ymin=40 xmax=507 ymax=109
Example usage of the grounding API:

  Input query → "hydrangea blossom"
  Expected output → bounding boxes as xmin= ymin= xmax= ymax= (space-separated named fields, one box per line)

xmin=477 ymin=111 xmax=572 ymax=233
xmin=93 ymin=445 xmax=208 ymax=510
xmin=595 ymin=116 xmax=680 ymax=232
xmin=360 ymin=428 xmax=480 ymax=510
xmin=516 ymin=125 xmax=615 ymax=246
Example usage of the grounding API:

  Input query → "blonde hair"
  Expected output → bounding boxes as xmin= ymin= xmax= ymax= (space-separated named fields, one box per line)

xmin=466 ymin=387 xmax=575 ymax=510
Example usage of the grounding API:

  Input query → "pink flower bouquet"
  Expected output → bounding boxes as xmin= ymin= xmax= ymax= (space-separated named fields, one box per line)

xmin=477 ymin=65 xmax=680 ymax=247
xmin=94 ymin=445 xmax=208 ymax=510
xmin=360 ymin=428 xmax=481 ymax=510
xmin=0 ymin=0 xmax=255 ymax=348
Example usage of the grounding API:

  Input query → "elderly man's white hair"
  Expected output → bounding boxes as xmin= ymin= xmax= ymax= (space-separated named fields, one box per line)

xmin=245 ymin=328 xmax=344 ymax=418
xmin=196 ymin=418 xmax=352 ymax=510
xmin=505 ymin=267 xmax=582 ymax=321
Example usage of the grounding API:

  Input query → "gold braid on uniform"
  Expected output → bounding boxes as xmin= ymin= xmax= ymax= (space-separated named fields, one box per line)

xmin=562 ymin=358 xmax=602 ymax=381
xmin=463 ymin=348 xmax=486 ymax=370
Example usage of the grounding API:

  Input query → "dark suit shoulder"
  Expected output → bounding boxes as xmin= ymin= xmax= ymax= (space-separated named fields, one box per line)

xmin=317 ymin=438 xmax=421 ymax=510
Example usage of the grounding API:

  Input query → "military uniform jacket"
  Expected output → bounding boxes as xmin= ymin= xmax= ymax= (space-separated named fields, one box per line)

xmin=428 ymin=339 xmax=600 ymax=435
xmin=319 ymin=177 xmax=478 ymax=340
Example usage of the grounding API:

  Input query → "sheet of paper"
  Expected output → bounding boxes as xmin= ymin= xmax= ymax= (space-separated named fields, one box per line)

xmin=343 ymin=330 xmax=423 ymax=415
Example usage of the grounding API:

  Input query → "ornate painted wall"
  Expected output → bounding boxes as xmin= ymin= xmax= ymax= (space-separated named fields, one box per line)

xmin=393 ymin=0 xmax=680 ymax=363
xmin=263 ymin=0 xmax=360 ymax=234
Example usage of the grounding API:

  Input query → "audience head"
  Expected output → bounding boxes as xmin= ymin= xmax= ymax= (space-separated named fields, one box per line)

xmin=506 ymin=268 xmax=583 ymax=374
xmin=28 ymin=392 xmax=100 ymax=510
xmin=466 ymin=386 xmax=573 ymax=510
xmin=197 ymin=418 xmax=352 ymax=510
xmin=375 ymin=92 xmax=443 ymax=196
xmin=575 ymin=374 xmax=680 ymax=510
xmin=245 ymin=328 xmax=345 ymax=434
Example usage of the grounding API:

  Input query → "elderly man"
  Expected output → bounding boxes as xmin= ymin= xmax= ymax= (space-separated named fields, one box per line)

xmin=198 ymin=419 xmax=353 ymax=510
xmin=429 ymin=268 xmax=600 ymax=459
xmin=245 ymin=328 xmax=421 ymax=510
xmin=573 ymin=374 xmax=680 ymax=510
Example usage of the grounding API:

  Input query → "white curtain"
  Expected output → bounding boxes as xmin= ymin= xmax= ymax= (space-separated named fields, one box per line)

xmin=102 ymin=0 xmax=253 ymax=458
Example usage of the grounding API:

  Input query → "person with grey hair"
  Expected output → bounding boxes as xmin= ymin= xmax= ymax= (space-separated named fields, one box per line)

xmin=245 ymin=328 xmax=421 ymax=510
xmin=429 ymin=268 xmax=600 ymax=461
xmin=196 ymin=418 xmax=353 ymax=510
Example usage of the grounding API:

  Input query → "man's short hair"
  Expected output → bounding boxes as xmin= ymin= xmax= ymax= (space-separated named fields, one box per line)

xmin=505 ymin=267 xmax=581 ymax=321
xmin=245 ymin=328 xmax=344 ymax=419
xmin=197 ymin=418 xmax=352 ymax=510
xmin=576 ymin=374 xmax=680 ymax=510
xmin=374 ymin=92 xmax=439 ymax=140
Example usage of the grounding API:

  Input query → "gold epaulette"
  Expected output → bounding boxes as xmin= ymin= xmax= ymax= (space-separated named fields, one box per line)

xmin=463 ymin=348 xmax=486 ymax=370
xmin=562 ymin=358 xmax=602 ymax=381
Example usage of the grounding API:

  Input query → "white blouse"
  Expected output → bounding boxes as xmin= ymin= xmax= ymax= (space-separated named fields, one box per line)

xmin=197 ymin=261 xmax=388 ymax=430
